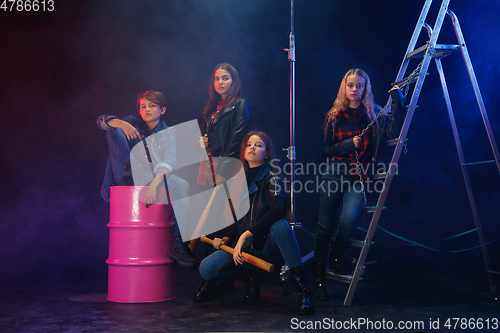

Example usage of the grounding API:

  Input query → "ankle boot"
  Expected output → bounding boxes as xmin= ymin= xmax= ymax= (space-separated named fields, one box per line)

xmin=312 ymin=261 xmax=329 ymax=301
xmin=328 ymin=244 xmax=348 ymax=275
xmin=193 ymin=277 xmax=214 ymax=302
xmin=243 ymin=271 xmax=265 ymax=301
xmin=289 ymin=266 xmax=314 ymax=315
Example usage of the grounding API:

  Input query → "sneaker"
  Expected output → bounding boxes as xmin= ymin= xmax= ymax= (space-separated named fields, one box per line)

xmin=170 ymin=236 xmax=197 ymax=267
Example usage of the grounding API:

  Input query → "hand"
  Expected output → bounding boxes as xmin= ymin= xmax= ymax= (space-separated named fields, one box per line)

xmin=353 ymin=136 xmax=362 ymax=148
xmin=200 ymin=134 xmax=209 ymax=149
xmin=144 ymin=182 xmax=159 ymax=207
xmin=144 ymin=174 xmax=165 ymax=207
xmin=214 ymin=174 xmax=226 ymax=186
xmin=389 ymin=85 xmax=400 ymax=92
xmin=233 ymin=240 xmax=245 ymax=266
xmin=233 ymin=231 xmax=252 ymax=265
xmin=108 ymin=119 xmax=141 ymax=141
xmin=213 ymin=237 xmax=225 ymax=250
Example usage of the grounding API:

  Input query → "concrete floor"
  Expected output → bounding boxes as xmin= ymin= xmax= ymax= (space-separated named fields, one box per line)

xmin=1 ymin=264 xmax=499 ymax=333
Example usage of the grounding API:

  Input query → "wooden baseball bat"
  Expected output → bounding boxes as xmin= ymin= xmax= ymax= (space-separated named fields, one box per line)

xmin=191 ymin=186 xmax=219 ymax=240
xmin=201 ymin=236 xmax=274 ymax=272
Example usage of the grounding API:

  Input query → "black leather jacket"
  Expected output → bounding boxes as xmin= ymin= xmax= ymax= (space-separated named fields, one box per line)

xmin=201 ymin=98 xmax=250 ymax=178
xmin=225 ymin=164 xmax=287 ymax=251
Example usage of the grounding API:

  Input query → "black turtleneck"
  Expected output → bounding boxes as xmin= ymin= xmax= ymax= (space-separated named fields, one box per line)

xmin=240 ymin=163 xmax=287 ymax=239
xmin=246 ymin=164 xmax=264 ymax=186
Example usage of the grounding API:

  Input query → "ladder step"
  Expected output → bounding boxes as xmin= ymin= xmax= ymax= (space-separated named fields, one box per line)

xmin=462 ymin=159 xmax=500 ymax=167
xmin=326 ymin=269 xmax=364 ymax=284
xmin=371 ymin=171 xmax=398 ymax=180
xmin=406 ymin=44 xmax=460 ymax=59
xmin=349 ymin=239 xmax=374 ymax=247
xmin=365 ymin=206 xmax=386 ymax=213
xmin=386 ymin=138 xmax=408 ymax=146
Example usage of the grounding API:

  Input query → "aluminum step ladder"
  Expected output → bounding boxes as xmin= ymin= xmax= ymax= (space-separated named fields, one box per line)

xmin=336 ymin=0 xmax=500 ymax=306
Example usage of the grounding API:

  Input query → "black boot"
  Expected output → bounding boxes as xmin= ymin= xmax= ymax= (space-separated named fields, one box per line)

xmin=328 ymin=244 xmax=348 ymax=275
xmin=289 ymin=266 xmax=314 ymax=315
xmin=170 ymin=236 xmax=197 ymax=267
xmin=243 ymin=271 xmax=265 ymax=301
xmin=312 ymin=261 xmax=329 ymax=301
xmin=193 ymin=278 xmax=214 ymax=302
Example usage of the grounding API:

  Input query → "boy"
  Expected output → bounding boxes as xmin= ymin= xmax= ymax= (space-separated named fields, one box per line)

xmin=97 ymin=90 xmax=196 ymax=267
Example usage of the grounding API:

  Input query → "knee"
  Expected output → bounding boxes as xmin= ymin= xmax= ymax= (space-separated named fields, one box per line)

xmin=338 ymin=210 xmax=361 ymax=227
xmin=270 ymin=219 xmax=291 ymax=235
xmin=168 ymin=176 xmax=189 ymax=196
xmin=199 ymin=252 xmax=227 ymax=281
xmin=199 ymin=258 xmax=215 ymax=281
xmin=179 ymin=178 xmax=189 ymax=195
xmin=107 ymin=127 xmax=126 ymax=140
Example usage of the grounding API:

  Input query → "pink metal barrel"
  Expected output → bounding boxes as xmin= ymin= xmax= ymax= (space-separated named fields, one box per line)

xmin=106 ymin=186 xmax=176 ymax=302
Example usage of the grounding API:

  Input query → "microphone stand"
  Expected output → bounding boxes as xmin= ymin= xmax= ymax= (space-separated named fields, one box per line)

xmin=283 ymin=0 xmax=297 ymax=230
xmin=280 ymin=0 xmax=315 ymax=294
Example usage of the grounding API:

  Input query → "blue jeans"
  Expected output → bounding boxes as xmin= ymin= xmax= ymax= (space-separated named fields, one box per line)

xmin=100 ymin=128 xmax=187 ymax=237
xmin=313 ymin=172 xmax=364 ymax=263
xmin=100 ymin=128 xmax=133 ymax=201
xmin=199 ymin=219 xmax=303 ymax=281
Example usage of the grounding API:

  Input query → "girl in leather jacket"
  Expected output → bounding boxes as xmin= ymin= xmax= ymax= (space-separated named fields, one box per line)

xmin=174 ymin=64 xmax=252 ymax=266
xmin=195 ymin=131 xmax=314 ymax=315
xmin=198 ymin=63 xmax=251 ymax=186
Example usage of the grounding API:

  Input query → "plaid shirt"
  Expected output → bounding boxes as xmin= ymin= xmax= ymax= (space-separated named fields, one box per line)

xmin=323 ymin=105 xmax=374 ymax=180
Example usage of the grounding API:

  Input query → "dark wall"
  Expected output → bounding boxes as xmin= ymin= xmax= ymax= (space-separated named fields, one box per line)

xmin=1 ymin=0 xmax=498 ymax=281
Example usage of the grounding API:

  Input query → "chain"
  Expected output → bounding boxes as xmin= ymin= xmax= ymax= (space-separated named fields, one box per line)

xmin=354 ymin=58 xmax=427 ymax=205
xmin=354 ymin=149 xmax=367 ymax=208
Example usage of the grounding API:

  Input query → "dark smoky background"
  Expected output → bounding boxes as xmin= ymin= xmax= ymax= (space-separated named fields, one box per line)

xmin=0 ymin=0 xmax=498 ymax=283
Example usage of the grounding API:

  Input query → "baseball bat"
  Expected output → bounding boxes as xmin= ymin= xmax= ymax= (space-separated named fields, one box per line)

xmin=201 ymin=235 xmax=274 ymax=272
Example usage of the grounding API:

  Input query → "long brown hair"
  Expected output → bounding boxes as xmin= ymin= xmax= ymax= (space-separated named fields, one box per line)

xmin=323 ymin=69 xmax=376 ymax=140
xmin=239 ymin=131 xmax=278 ymax=174
xmin=202 ymin=63 xmax=243 ymax=116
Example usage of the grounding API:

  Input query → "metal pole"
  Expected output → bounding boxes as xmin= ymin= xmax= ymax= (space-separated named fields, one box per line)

xmin=285 ymin=0 xmax=296 ymax=226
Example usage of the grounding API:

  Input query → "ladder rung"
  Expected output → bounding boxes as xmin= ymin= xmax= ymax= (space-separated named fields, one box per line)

xmin=462 ymin=159 xmax=499 ymax=167
xmin=326 ymin=270 xmax=363 ymax=284
xmin=349 ymin=240 xmax=375 ymax=248
xmin=406 ymin=44 xmax=460 ymax=59
xmin=371 ymin=171 xmax=398 ymax=180
xmin=386 ymin=138 xmax=408 ymax=146
xmin=489 ymin=270 xmax=500 ymax=276
xmin=365 ymin=206 xmax=386 ymax=213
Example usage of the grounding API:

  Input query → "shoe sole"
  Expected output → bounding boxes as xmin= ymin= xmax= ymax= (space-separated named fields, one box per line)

xmin=169 ymin=254 xmax=197 ymax=268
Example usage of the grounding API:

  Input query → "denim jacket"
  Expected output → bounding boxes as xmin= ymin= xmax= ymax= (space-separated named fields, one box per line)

xmin=97 ymin=113 xmax=177 ymax=200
